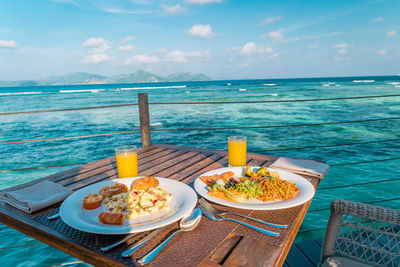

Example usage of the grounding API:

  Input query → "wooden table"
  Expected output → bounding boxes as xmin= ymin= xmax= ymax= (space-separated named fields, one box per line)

xmin=0 ymin=144 xmax=321 ymax=267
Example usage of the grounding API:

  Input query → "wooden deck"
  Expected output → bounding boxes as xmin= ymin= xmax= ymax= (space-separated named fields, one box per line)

xmin=284 ymin=239 xmax=323 ymax=267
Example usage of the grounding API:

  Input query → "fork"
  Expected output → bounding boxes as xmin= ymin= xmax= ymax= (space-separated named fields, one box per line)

xmin=198 ymin=204 xmax=280 ymax=237
xmin=199 ymin=198 xmax=288 ymax=229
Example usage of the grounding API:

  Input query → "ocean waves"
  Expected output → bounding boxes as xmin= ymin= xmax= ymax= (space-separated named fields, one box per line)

xmin=0 ymin=91 xmax=42 ymax=96
xmin=121 ymin=85 xmax=186 ymax=90
xmin=353 ymin=80 xmax=375 ymax=83
xmin=59 ymin=89 xmax=104 ymax=93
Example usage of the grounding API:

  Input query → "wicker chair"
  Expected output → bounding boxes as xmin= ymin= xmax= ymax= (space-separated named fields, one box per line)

xmin=320 ymin=199 xmax=400 ymax=267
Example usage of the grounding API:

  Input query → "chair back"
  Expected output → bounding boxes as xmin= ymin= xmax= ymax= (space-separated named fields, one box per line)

xmin=321 ymin=199 xmax=400 ymax=266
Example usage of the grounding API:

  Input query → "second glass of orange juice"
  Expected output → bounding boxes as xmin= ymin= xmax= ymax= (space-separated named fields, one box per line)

xmin=115 ymin=145 xmax=138 ymax=178
xmin=228 ymin=136 xmax=247 ymax=166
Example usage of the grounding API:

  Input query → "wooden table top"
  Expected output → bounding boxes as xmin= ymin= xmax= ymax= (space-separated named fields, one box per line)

xmin=0 ymin=143 xmax=321 ymax=267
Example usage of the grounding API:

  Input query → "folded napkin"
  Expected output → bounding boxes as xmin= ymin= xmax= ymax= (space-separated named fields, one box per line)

xmin=1 ymin=181 xmax=73 ymax=213
xmin=269 ymin=157 xmax=329 ymax=179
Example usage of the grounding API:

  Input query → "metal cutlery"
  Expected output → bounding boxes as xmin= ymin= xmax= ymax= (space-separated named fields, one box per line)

xmin=101 ymin=233 xmax=140 ymax=252
xmin=198 ymin=198 xmax=288 ymax=228
xmin=121 ymin=226 xmax=168 ymax=258
xmin=137 ymin=208 xmax=202 ymax=265
xmin=199 ymin=203 xmax=280 ymax=237
xmin=47 ymin=213 xmax=60 ymax=220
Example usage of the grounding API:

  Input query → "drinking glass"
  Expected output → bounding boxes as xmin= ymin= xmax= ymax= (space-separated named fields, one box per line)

xmin=228 ymin=136 xmax=247 ymax=167
xmin=115 ymin=145 xmax=138 ymax=178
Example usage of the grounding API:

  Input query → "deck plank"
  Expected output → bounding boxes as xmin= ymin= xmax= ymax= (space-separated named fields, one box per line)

xmin=223 ymin=236 xmax=281 ymax=267
xmin=208 ymin=233 xmax=242 ymax=264
xmin=168 ymin=153 xmax=224 ymax=181
xmin=140 ymin=151 xmax=199 ymax=177
xmin=284 ymin=243 xmax=315 ymax=267
xmin=296 ymin=239 xmax=322 ymax=267
xmin=154 ymin=151 xmax=212 ymax=178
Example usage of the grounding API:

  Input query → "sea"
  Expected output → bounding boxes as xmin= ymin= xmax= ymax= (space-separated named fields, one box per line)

xmin=0 ymin=76 xmax=399 ymax=266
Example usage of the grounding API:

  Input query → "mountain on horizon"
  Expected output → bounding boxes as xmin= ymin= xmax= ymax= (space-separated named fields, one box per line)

xmin=0 ymin=70 xmax=212 ymax=87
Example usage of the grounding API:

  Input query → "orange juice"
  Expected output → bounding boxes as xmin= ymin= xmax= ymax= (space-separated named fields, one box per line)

xmin=115 ymin=145 xmax=139 ymax=178
xmin=228 ymin=138 xmax=247 ymax=166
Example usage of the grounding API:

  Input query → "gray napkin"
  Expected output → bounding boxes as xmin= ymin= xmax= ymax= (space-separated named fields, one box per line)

xmin=1 ymin=181 xmax=73 ymax=213
xmin=270 ymin=157 xmax=329 ymax=179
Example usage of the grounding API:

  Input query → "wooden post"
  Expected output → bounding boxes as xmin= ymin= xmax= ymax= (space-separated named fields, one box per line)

xmin=138 ymin=93 xmax=151 ymax=147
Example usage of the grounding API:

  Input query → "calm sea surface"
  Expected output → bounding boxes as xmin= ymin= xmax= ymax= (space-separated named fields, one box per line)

xmin=1 ymin=76 xmax=399 ymax=266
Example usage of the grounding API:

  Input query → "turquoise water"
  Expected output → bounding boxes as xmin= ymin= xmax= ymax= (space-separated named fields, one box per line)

xmin=1 ymin=77 xmax=399 ymax=266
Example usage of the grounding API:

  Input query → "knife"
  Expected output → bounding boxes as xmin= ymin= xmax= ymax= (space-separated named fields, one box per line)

xmin=121 ymin=226 xmax=168 ymax=258
xmin=101 ymin=232 xmax=140 ymax=252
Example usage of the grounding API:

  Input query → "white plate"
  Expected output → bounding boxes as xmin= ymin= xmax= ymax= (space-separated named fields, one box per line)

xmin=60 ymin=177 xmax=197 ymax=234
xmin=194 ymin=166 xmax=315 ymax=210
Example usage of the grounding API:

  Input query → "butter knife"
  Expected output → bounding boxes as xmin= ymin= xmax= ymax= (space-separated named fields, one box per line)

xmin=121 ymin=226 xmax=168 ymax=258
xmin=47 ymin=213 xmax=60 ymax=220
xmin=101 ymin=233 xmax=140 ymax=252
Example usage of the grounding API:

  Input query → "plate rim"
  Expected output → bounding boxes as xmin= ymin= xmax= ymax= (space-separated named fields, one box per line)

xmin=193 ymin=166 xmax=315 ymax=210
xmin=60 ymin=177 xmax=198 ymax=234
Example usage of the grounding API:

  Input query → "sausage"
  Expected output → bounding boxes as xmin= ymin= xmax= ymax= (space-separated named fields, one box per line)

xmin=99 ymin=183 xmax=128 ymax=198
xmin=98 ymin=212 xmax=125 ymax=225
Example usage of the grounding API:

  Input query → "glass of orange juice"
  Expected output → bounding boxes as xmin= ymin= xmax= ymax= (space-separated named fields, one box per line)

xmin=115 ymin=145 xmax=138 ymax=178
xmin=228 ymin=136 xmax=247 ymax=166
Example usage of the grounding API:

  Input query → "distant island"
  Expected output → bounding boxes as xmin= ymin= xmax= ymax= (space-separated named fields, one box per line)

xmin=0 ymin=70 xmax=212 ymax=87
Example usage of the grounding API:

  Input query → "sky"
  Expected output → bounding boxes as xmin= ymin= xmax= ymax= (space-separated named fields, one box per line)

xmin=0 ymin=0 xmax=399 ymax=80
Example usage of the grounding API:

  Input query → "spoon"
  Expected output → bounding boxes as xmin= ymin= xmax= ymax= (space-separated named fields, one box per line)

xmin=136 ymin=208 xmax=202 ymax=265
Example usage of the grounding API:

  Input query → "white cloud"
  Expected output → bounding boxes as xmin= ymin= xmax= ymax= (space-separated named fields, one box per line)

xmin=258 ymin=46 xmax=274 ymax=54
xmin=163 ymin=49 xmax=210 ymax=62
xmin=117 ymin=45 xmax=134 ymax=51
xmin=260 ymin=15 xmax=282 ymax=25
xmin=240 ymin=42 xmax=258 ymax=55
xmin=333 ymin=55 xmax=350 ymax=61
xmin=82 ymin=37 xmax=106 ymax=47
xmin=188 ymin=24 xmax=214 ymax=38
xmin=333 ymin=43 xmax=349 ymax=49
xmin=164 ymin=50 xmax=187 ymax=62
xmin=161 ymin=4 xmax=185 ymax=14
xmin=121 ymin=36 xmax=134 ymax=44
xmin=372 ymin=17 xmax=384 ymax=23
xmin=333 ymin=43 xmax=351 ymax=54
xmin=226 ymin=46 xmax=240 ymax=51
xmin=387 ymin=30 xmax=396 ymax=37
xmin=0 ymin=40 xmax=17 ymax=49
xmin=308 ymin=44 xmax=319 ymax=49
xmin=81 ymin=37 xmax=111 ymax=53
xmin=126 ymin=54 xmax=159 ymax=64
xmin=269 ymin=52 xmax=279 ymax=58
xmin=268 ymin=29 xmax=283 ymax=39
xmin=157 ymin=48 xmax=168 ymax=53
xmin=186 ymin=50 xmax=211 ymax=58
xmin=378 ymin=50 xmax=387 ymax=55
xmin=185 ymin=0 xmax=221 ymax=4
xmin=80 ymin=53 xmax=111 ymax=64
xmin=240 ymin=42 xmax=274 ymax=55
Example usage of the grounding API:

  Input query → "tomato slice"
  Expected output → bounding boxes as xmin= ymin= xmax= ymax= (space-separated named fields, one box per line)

xmin=82 ymin=194 xmax=103 ymax=210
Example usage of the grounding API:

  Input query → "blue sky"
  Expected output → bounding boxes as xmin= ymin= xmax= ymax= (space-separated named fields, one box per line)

xmin=0 ymin=0 xmax=399 ymax=80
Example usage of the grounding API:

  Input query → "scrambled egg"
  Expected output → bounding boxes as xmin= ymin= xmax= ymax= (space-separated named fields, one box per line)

xmin=104 ymin=187 xmax=171 ymax=218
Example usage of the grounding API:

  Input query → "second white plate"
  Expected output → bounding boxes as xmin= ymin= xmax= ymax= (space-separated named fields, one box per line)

xmin=194 ymin=166 xmax=315 ymax=210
